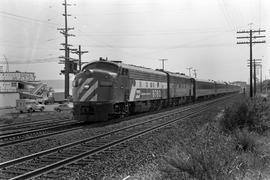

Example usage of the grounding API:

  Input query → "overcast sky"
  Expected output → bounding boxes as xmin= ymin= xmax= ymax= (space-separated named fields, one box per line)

xmin=0 ymin=0 xmax=269 ymax=82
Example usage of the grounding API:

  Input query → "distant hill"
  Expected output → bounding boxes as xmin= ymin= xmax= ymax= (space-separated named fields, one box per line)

xmin=42 ymin=80 xmax=72 ymax=92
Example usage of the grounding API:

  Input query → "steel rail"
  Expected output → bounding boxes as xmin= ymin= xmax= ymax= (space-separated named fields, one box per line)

xmin=0 ymin=118 xmax=72 ymax=132
xmin=10 ymin=105 xmax=213 ymax=180
xmin=0 ymin=126 xmax=83 ymax=148
xmin=0 ymin=114 xmax=72 ymax=129
xmin=0 ymin=94 xmax=236 ymax=167
xmin=0 ymin=120 xmax=77 ymax=136
xmin=0 ymin=94 xmax=237 ymax=179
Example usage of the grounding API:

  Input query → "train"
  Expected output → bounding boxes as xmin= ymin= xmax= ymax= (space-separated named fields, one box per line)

xmin=72 ymin=58 xmax=241 ymax=122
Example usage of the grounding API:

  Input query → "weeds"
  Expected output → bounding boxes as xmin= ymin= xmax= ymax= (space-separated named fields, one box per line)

xmin=161 ymin=123 xmax=244 ymax=180
xmin=162 ymin=96 xmax=270 ymax=180
xmin=219 ymin=97 xmax=269 ymax=134
xmin=233 ymin=128 xmax=257 ymax=152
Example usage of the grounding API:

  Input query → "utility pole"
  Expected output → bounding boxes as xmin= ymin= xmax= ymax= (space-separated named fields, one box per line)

xmin=193 ymin=69 xmax=197 ymax=78
xmin=57 ymin=0 xmax=75 ymax=98
xmin=247 ymin=59 xmax=262 ymax=95
xmin=237 ymin=29 xmax=266 ymax=97
xmin=186 ymin=67 xmax=193 ymax=76
xmin=259 ymin=64 xmax=262 ymax=92
xmin=71 ymin=45 xmax=88 ymax=71
xmin=159 ymin=59 xmax=168 ymax=71
xmin=3 ymin=55 xmax=9 ymax=72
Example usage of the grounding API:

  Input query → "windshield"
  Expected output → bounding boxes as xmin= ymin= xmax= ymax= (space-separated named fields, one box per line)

xmin=83 ymin=62 xmax=118 ymax=73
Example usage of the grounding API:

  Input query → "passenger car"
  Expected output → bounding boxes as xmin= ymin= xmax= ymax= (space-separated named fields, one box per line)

xmin=16 ymin=99 xmax=45 ymax=113
xmin=54 ymin=103 xmax=73 ymax=112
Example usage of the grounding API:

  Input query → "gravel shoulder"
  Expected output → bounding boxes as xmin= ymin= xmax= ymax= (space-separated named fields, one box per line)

xmin=59 ymin=95 xmax=244 ymax=180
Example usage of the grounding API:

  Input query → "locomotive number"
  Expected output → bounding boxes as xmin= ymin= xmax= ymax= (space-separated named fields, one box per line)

xmin=152 ymin=90 xmax=161 ymax=98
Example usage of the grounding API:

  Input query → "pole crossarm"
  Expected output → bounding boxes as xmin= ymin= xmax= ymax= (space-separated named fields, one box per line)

xmin=237 ymin=36 xmax=250 ymax=39
xmin=253 ymin=36 xmax=266 ymax=38
xmin=236 ymin=28 xmax=266 ymax=97
xmin=237 ymin=42 xmax=250 ymax=44
xmin=253 ymin=41 xmax=266 ymax=43
xmin=247 ymin=59 xmax=262 ymax=62
xmin=237 ymin=30 xmax=266 ymax=33
xmin=252 ymin=30 xmax=266 ymax=33
xmin=71 ymin=45 xmax=89 ymax=71
xmin=237 ymin=30 xmax=250 ymax=33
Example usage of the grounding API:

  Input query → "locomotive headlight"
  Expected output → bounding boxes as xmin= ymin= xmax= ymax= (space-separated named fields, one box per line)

xmin=84 ymin=84 xmax=90 ymax=89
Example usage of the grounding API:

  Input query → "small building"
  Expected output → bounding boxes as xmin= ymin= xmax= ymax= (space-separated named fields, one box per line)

xmin=0 ymin=71 xmax=48 ymax=108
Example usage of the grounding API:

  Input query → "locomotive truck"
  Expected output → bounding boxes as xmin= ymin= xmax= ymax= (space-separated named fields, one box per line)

xmin=72 ymin=59 xmax=240 ymax=122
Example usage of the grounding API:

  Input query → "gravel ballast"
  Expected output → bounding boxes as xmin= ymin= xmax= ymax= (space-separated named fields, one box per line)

xmin=0 ymin=95 xmax=243 ymax=179
xmin=58 ymin=95 xmax=243 ymax=179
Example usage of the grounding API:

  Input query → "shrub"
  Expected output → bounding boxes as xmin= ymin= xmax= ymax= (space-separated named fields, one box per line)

xmin=219 ymin=97 xmax=269 ymax=134
xmin=233 ymin=128 xmax=257 ymax=152
xmin=161 ymin=123 xmax=245 ymax=180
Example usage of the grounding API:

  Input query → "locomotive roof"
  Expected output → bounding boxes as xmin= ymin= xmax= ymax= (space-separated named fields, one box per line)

xmin=85 ymin=60 xmax=167 ymax=76
xmin=165 ymin=71 xmax=191 ymax=79
xmin=120 ymin=63 xmax=167 ymax=76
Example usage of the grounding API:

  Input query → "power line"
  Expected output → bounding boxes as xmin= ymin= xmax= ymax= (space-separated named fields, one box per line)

xmin=0 ymin=11 xmax=60 ymax=26
xmin=76 ymin=28 xmax=237 ymax=37
xmin=0 ymin=57 xmax=59 ymax=64
xmin=237 ymin=28 xmax=266 ymax=97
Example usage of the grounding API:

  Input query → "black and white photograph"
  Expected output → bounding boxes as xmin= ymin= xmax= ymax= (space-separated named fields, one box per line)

xmin=0 ymin=0 xmax=270 ymax=179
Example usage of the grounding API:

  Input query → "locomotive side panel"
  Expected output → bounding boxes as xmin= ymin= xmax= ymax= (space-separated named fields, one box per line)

xmin=127 ymin=68 xmax=168 ymax=102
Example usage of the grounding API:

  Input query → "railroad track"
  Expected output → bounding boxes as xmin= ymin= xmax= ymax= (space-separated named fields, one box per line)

xmin=0 ymin=114 xmax=73 ymax=132
xmin=0 ymin=94 xmax=237 ymax=180
xmin=0 ymin=118 xmax=75 ymax=135
xmin=0 ymin=121 xmax=82 ymax=148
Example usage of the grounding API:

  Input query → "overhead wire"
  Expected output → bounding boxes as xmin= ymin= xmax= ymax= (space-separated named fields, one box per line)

xmin=0 ymin=57 xmax=59 ymax=64
xmin=217 ymin=0 xmax=234 ymax=31
xmin=0 ymin=11 xmax=61 ymax=28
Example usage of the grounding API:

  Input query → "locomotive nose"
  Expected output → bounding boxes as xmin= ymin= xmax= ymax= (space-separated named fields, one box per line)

xmin=72 ymin=70 xmax=98 ymax=102
xmin=72 ymin=69 xmax=116 ymax=102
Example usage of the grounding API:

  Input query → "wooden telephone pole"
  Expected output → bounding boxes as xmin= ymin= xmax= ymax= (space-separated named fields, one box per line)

xmin=237 ymin=29 xmax=266 ymax=97
xmin=57 ymin=0 xmax=75 ymax=98
xmin=159 ymin=59 xmax=168 ymax=71
xmin=71 ymin=45 xmax=88 ymax=71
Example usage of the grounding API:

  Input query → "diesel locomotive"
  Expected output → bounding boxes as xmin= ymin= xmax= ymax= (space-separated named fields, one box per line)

xmin=72 ymin=59 xmax=240 ymax=122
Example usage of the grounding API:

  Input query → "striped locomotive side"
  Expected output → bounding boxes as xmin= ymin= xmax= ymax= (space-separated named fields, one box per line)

xmin=129 ymin=79 xmax=167 ymax=101
xmin=77 ymin=78 xmax=99 ymax=102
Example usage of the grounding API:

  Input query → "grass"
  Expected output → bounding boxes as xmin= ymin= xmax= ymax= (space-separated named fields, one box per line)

xmin=162 ymin=96 xmax=270 ymax=180
xmin=219 ymin=97 xmax=269 ymax=134
xmin=161 ymin=123 xmax=244 ymax=180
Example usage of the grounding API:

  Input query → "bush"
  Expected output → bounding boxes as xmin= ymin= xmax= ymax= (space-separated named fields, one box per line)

xmin=161 ymin=123 xmax=244 ymax=180
xmin=219 ymin=97 xmax=269 ymax=134
xmin=233 ymin=128 xmax=257 ymax=152
xmin=161 ymin=97 xmax=270 ymax=180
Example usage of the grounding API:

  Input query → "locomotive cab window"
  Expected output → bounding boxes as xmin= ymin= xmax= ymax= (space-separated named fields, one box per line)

xmin=82 ymin=62 xmax=118 ymax=73
xmin=121 ymin=68 xmax=129 ymax=76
